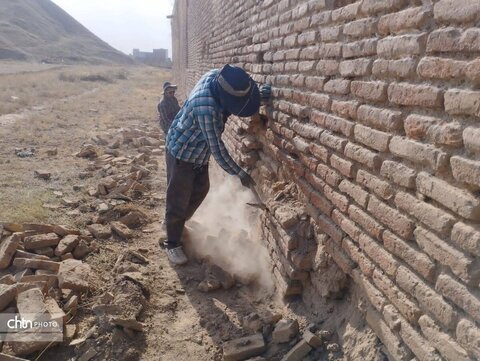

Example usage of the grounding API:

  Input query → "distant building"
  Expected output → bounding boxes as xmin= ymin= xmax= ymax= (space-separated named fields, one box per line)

xmin=132 ymin=48 xmax=172 ymax=67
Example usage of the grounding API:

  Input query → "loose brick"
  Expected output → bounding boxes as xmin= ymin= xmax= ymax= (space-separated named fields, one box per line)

xmin=451 ymin=222 xmax=480 ymax=257
xmin=339 ymin=179 xmax=369 ymax=207
xmin=368 ymin=196 xmax=414 ymax=239
xmin=456 ymin=318 xmax=480 ymax=360
xmin=357 ymin=169 xmax=394 ymax=200
xmin=223 ymin=333 xmax=266 ymax=361
xmin=357 ymin=104 xmax=403 ymax=132
xmin=394 ymin=192 xmax=456 ymax=236
xmin=378 ymin=7 xmax=430 ymax=35
xmin=361 ymin=0 xmax=408 ymax=16
xmin=13 ymin=257 xmax=60 ymax=272
xmin=389 ymin=136 xmax=447 ymax=171
xmin=415 ymin=227 xmax=479 ymax=284
xmin=451 ymin=156 xmax=480 ymax=188
xmin=417 ymin=172 xmax=480 ymax=220
xmin=380 ymin=161 xmax=416 ymax=189
xmin=372 ymin=58 xmax=417 ymax=79
xmin=331 ymin=99 xmax=359 ymax=119
xmin=463 ymin=126 xmax=480 ymax=156
xmin=339 ymin=58 xmax=372 ymax=77
xmin=344 ymin=142 xmax=381 ymax=169
xmin=359 ymin=234 xmax=398 ymax=277
xmin=330 ymin=154 xmax=353 ymax=178
xmin=24 ymin=233 xmax=60 ymax=250
xmin=388 ymin=82 xmax=443 ymax=108
xmin=0 ymin=234 xmax=20 ymax=269
xmin=323 ymin=78 xmax=350 ymax=94
xmin=343 ymin=38 xmax=377 ymax=59
xmin=417 ymin=57 xmax=466 ymax=80
xmin=378 ymin=34 xmax=427 ymax=59
xmin=354 ymin=124 xmax=390 ymax=152
xmin=383 ymin=230 xmax=436 ymax=282
xmin=351 ymin=81 xmax=388 ymax=103
xmin=343 ymin=18 xmax=377 ymax=38
xmin=348 ymin=204 xmax=383 ymax=239
xmin=396 ymin=266 xmax=458 ymax=330
xmin=419 ymin=315 xmax=471 ymax=361
xmin=444 ymin=89 xmax=480 ymax=117
xmin=434 ymin=0 xmax=480 ymax=24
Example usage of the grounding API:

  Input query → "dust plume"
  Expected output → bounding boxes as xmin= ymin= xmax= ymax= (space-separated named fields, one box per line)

xmin=186 ymin=167 xmax=274 ymax=292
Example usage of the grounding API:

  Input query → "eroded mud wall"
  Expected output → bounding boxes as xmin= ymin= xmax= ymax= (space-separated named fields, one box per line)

xmin=171 ymin=1 xmax=480 ymax=360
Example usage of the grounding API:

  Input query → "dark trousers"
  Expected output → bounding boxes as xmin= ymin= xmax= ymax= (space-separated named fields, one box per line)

xmin=165 ymin=152 xmax=210 ymax=248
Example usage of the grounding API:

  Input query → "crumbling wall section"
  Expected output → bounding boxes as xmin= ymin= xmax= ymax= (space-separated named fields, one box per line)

xmin=171 ymin=1 xmax=480 ymax=360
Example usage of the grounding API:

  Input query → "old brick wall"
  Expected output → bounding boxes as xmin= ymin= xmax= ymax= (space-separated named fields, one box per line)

xmin=171 ymin=0 xmax=480 ymax=360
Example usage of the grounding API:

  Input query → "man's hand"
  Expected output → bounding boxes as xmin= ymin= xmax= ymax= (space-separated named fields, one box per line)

xmin=239 ymin=172 xmax=256 ymax=188
xmin=259 ymin=84 xmax=272 ymax=103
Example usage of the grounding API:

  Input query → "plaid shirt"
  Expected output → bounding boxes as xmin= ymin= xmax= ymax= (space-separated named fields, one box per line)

xmin=166 ymin=70 xmax=246 ymax=176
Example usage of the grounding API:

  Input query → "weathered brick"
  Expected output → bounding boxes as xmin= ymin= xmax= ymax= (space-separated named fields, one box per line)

xmin=417 ymin=57 xmax=466 ymax=80
xmin=463 ymin=126 xmax=480 ymax=156
xmin=444 ymin=89 xmax=480 ymax=117
xmin=343 ymin=38 xmax=377 ymax=59
xmin=436 ymin=273 xmax=480 ymax=324
xmin=299 ymin=61 xmax=316 ymax=72
xmin=323 ymin=78 xmax=350 ymax=94
xmin=310 ymin=10 xmax=331 ymax=26
xmin=394 ymin=192 xmax=456 ymax=236
xmin=415 ymin=227 xmax=479 ymax=284
xmin=417 ymin=172 xmax=480 ymax=220
xmin=316 ymin=213 xmax=344 ymax=243
xmin=388 ymin=82 xmax=443 ymax=108
xmin=338 ymin=215 xmax=363 ymax=243
xmin=378 ymin=7 xmax=430 ymax=35
xmin=317 ymin=163 xmax=342 ymax=187
xmin=305 ymin=76 xmax=326 ymax=91
xmin=419 ymin=315 xmax=471 ymax=361
xmin=426 ymin=27 xmax=461 ymax=53
xmin=331 ymin=2 xmax=360 ymax=23
xmin=318 ymin=43 xmax=342 ymax=59
xmin=354 ymin=124 xmax=390 ymax=152
xmin=353 ymin=270 xmax=387 ymax=311
xmin=383 ymin=230 xmax=435 ymax=282
xmin=323 ymin=114 xmax=354 ymax=137
xmin=399 ymin=318 xmax=443 ymax=361
xmin=320 ymin=26 xmax=342 ymax=42
xmin=434 ymin=0 xmax=480 ymax=24
xmin=368 ymin=196 xmax=414 ymax=239
xmin=357 ymin=104 xmax=403 ymax=132
xmin=380 ymin=161 xmax=416 ymax=189
xmin=310 ymin=143 xmax=329 ymax=163
xmin=298 ymin=31 xmax=317 ymax=46
xmin=311 ymin=189 xmax=333 ymax=216
xmin=0 ymin=234 xmax=20 ymax=269
xmin=308 ymin=93 xmax=331 ymax=111
xmin=339 ymin=179 xmax=369 ymax=207
xmin=389 ymin=136 xmax=447 ymax=171
xmin=361 ymin=0 xmax=408 ymax=16
xmin=342 ymin=237 xmax=375 ymax=276
xmin=465 ymin=59 xmax=480 ymax=85
xmin=372 ymin=58 xmax=417 ymax=79
xmin=330 ymin=154 xmax=353 ymax=178
xmin=404 ymin=114 xmax=463 ymax=147
xmin=319 ymin=131 xmax=347 ymax=152
xmin=324 ymin=184 xmax=349 ymax=212
xmin=357 ymin=169 xmax=394 ymax=200
xmin=331 ymin=100 xmax=359 ymax=120
xmin=451 ymin=156 xmax=480 ymax=188
xmin=285 ymin=48 xmax=301 ymax=60
xmin=344 ymin=142 xmax=382 ymax=169
xmin=456 ymin=318 xmax=480 ymax=360
xmin=351 ymin=81 xmax=388 ymax=103
xmin=343 ymin=18 xmax=377 ymax=38
xmin=325 ymin=238 xmax=355 ymax=275
xmin=451 ymin=222 xmax=480 ymax=257
xmin=396 ymin=265 xmax=458 ymax=330
xmin=378 ymin=34 xmax=427 ymax=59
xmin=348 ymin=204 xmax=383 ymax=239
xmin=339 ymin=59 xmax=372 ymax=77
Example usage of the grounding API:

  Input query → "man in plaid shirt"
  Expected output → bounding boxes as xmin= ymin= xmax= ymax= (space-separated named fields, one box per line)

xmin=163 ymin=64 xmax=271 ymax=265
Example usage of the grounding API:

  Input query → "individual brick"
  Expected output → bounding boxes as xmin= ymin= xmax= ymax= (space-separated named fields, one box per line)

xmin=380 ymin=161 xmax=416 ymax=189
xmin=342 ymin=38 xmax=377 ymax=59
xmin=317 ymin=163 xmax=342 ymax=187
xmin=465 ymin=59 xmax=480 ymax=85
xmin=311 ymin=189 xmax=333 ymax=216
xmin=353 ymin=270 xmax=387 ymax=311
xmin=463 ymin=126 xmax=480 ymax=156
xmin=323 ymin=78 xmax=350 ymax=94
xmin=343 ymin=18 xmax=377 ymax=38
xmin=304 ymin=76 xmax=327 ymax=91
xmin=339 ymin=59 xmax=373 ymax=77
xmin=354 ymin=124 xmax=390 ymax=152
xmin=324 ymin=184 xmax=349 ymax=212
xmin=299 ymin=46 xmax=318 ymax=60
xmin=419 ymin=315 xmax=471 ymax=361
xmin=342 ymin=237 xmax=375 ymax=276
xmin=351 ymin=81 xmax=388 ymax=103
xmin=404 ymin=114 xmax=463 ymax=147
xmin=451 ymin=156 xmax=480 ymax=188
xmin=389 ymin=136 xmax=447 ymax=171
xmin=339 ymin=179 xmax=369 ymax=207
xmin=444 ymin=89 xmax=480 ymax=117
xmin=451 ymin=222 xmax=480 ymax=257
xmin=0 ymin=234 xmax=20 ymax=269
xmin=323 ymin=114 xmax=354 ymax=137
xmin=378 ymin=7 xmax=430 ymax=35
xmin=298 ymin=31 xmax=317 ymax=46
xmin=395 ymin=192 xmax=456 ymax=237
xmin=357 ymin=104 xmax=403 ymax=132
xmin=383 ymin=230 xmax=436 ymax=282
xmin=344 ymin=142 xmax=381 ymax=169
xmin=456 ymin=318 xmax=480 ymax=360
xmin=316 ymin=213 xmax=344 ymax=243
xmin=319 ymin=131 xmax=347 ymax=152
xmin=320 ymin=26 xmax=342 ymax=42
xmin=388 ymin=82 xmax=443 ymax=108
xmin=434 ymin=0 xmax=480 ymax=24
xmin=310 ymin=143 xmax=329 ymax=163
xmin=372 ymin=58 xmax=417 ymax=79
xmin=360 ymin=0 xmax=408 ymax=16
xmin=331 ymin=2 xmax=360 ymax=23
xmin=399 ymin=318 xmax=444 ymax=361
xmin=426 ymin=27 xmax=461 ymax=53
xmin=308 ymin=93 xmax=331 ymax=111
xmin=330 ymin=154 xmax=353 ymax=178
xmin=318 ymin=43 xmax=343 ymax=59
xmin=396 ymin=265 xmax=458 ymax=330
xmin=436 ymin=273 xmax=480 ymax=324
xmin=416 ymin=172 xmax=480 ymax=221
xmin=417 ymin=57 xmax=466 ymax=80
xmin=338 ymin=215 xmax=363 ymax=243
xmin=378 ymin=34 xmax=427 ymax=59
xmin=331 ymin=99 xmax=359 ymax=120
xmin=357 ymin=169 xmax=394 ymax=200
xmin=285 ymin=49 xmax=301 ymax=60
xmin=368 ymin=196 xmax=414 ymax=239
xmin=299 ymin=61 xmax=316 ymax=72
xmin=324 ymin=238 xmax=355 ymax=275
xmin=415 ymin=227 xmax=479 ymax=284
xmin=348 ymin=204 xmax=383 ymax=240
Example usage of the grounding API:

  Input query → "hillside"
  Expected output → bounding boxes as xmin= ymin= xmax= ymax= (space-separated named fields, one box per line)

xmin=0 ymin=0 xmax=133 ymax=64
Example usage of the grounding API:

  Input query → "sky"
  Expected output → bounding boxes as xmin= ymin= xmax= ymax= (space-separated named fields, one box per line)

xmin=51 ymin=0 xmax=174 ymax=56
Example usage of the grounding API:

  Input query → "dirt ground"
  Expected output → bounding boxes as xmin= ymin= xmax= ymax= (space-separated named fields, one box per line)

xmin=0 ymin=63 xmax=381 ymax=361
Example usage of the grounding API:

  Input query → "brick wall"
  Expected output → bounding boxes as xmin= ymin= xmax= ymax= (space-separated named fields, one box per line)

xmin=171 ymin=1 xmax=480 ymax=360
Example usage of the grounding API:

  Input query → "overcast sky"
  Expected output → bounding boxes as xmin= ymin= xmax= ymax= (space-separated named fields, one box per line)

xmin=51 ymin=0 xmax=174 ymax=56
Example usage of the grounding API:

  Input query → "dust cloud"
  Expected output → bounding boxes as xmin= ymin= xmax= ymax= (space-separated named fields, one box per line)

xmin=187 ymin=167 xmax=274 ymax=292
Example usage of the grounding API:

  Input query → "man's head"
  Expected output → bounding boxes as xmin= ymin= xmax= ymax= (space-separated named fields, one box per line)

xmin=163 ymin=81 xmax=177 ymax=97
xmin=215 ymin=65 xmax=260 ymax=117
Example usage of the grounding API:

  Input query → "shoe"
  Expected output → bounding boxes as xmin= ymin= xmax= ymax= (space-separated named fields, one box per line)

xmin=165 ymin=246 xmax=188 ymax=265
